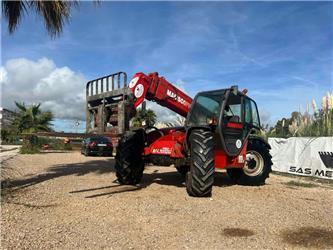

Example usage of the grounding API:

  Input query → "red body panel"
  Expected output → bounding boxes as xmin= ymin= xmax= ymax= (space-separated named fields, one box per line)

xmin=144 ymin=128 xmax=186 ymax=158
xmin=214 ymin=140 xmax=248 ymax=169
xmin=144 ymin=127 xmax=247 ymax=169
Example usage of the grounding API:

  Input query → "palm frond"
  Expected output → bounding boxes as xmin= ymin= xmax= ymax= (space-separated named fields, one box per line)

xmin=30 ymin=0 xmax=74 ymax=37
xmin=12 ymin=101 xmax=53 ymax=133
xmin=2 ymin=0 xmax=27 ymax=33
xmin=31 ymin=103 xmax=41 ymax=117
xmin=14 ymin=101 xmax=26 ymax=112
xmin=2 ymin=0 xmax=78 ymax=37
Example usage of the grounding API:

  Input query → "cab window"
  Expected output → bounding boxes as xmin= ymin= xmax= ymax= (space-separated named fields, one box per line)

xmin=187 ymin=93 xmax=222 ymax=126
xmin=223 ymin=93 xmax=242 ymax=123
xmin=244 ymin=98 xmax=260 ymax=128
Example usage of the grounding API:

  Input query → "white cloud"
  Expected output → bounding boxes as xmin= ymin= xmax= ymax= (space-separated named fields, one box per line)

xmin=1 ymin=58 xmax=191 ymax=126
xmin=2 ymin=58 xmax=190 ymax=125
xmin=0 ymin=67 xmax=8 ymax=84
xmin=146 ymin=101 xmax=179 ymax=124
xmin=1 ymin=57 xmax=87 ymax=121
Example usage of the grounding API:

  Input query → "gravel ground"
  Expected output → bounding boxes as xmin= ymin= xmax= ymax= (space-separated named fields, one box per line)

xmin=1 ymin=152 xmax=333 ymax=249
xmin=0 ymin=146 xmax=20 ymax=162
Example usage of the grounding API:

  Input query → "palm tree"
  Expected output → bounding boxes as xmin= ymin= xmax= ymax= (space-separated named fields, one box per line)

xmin=131 ymin=108 xmax=157 ymax=127
xmin=158 ymin=115 xmax=186 ymax=128
xmin=2 ymin=0 xmax=78 ymax=37
xmin=13 ymin=102 xmax=53 ymax=133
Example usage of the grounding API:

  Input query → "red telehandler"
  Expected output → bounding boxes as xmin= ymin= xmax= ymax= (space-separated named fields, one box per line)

xmin=115 ymin=72 xmax=272 ymax=197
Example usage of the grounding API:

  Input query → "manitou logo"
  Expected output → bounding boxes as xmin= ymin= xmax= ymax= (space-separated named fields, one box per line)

xmin=319 ymin=152 xmax=333 ymax=169
xmin=166 ymin=89 xmax=188 ymax=106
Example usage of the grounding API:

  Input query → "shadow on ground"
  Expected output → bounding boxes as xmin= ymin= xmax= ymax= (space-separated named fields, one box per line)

xmin=70 ymin=169 xmax=235 ymax=198
xmin=5 ymin=158 xmax=116 ymax=190
xmin=222 ymin=227 xmax=255 ymax=237
xmin=5 ymin=201 xmax=58 ymax=209
xmin=281 ymin=227 xmax=333 ymax=248
xmin=5 ymin=153 xmax=236 ymax=197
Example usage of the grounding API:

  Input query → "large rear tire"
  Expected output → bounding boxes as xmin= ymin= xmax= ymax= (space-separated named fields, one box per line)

xmin=227 ymin=138 xmax=272 ymax=185
xmin=186 ymin=130 xmax=215 ymax=197
xmin=115 ymin=130 xmax=145 ymax=185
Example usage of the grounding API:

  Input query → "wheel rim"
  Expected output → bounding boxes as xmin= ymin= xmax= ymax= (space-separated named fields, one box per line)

xmin=243 ymin=150 xmax=264 ymax=176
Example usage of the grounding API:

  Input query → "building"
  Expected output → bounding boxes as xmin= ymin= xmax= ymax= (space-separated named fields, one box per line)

xmin=0 ymin=107 xmax=16 ymax=129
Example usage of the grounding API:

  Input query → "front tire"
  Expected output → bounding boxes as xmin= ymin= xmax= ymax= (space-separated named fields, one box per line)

xmin=227 ymin=138 xmax=272 ymax=185
xmin=186 ymin=130 xmax=215 ymax=197
xmin=115 ymin=130 xmax=145 ymax=185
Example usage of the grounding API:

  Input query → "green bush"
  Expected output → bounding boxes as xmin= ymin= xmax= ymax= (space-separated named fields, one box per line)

xmin=1 ymin=128 xmax=20 ymax=144
xmin=267 ymin=109 xmax=332 ymax=138
xmin=20 ymin=145 xmax=40 ymax=154
xmin=19 ymin=136 xmax=74 ymax=153
xmin=266 ymin=92 xmax=332 ymax=138
xmin=36 ymin=137 xmax=72 ymax=150
xmin=19 ymin=135 xmax=39 ymax=154
xmin=63 ymin=143 xmax=72 ymax=151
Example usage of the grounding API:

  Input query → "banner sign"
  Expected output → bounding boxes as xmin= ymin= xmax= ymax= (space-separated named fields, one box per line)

xmin=268 ymin=137 xmax=333 ymax=180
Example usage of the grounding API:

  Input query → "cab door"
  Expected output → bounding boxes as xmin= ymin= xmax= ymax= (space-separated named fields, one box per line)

xmin=218 ymin=91 xmax=251 ymax=157
xmin=243 ymin=97 xmax=261 ymax=131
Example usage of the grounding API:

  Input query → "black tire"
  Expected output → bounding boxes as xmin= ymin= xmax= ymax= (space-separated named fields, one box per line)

xmin=227 ymin=138 xmax=272 ymax=185
xmin=186 ymin=130 xmax=215 ymax=197
xmin=115 ymin=130 xmax=145 ymax=185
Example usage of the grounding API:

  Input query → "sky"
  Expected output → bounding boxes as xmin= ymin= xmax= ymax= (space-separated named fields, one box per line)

xmin=1 ymin=1 xmax=333 ymax=132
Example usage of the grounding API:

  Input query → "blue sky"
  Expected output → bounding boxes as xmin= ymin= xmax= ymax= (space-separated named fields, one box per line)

xmin=2 ymin=1 xmax=333 ymax=131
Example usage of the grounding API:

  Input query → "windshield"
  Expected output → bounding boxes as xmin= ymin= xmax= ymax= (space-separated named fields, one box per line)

xmin=187 ymin=90 xmax=225 ymax=126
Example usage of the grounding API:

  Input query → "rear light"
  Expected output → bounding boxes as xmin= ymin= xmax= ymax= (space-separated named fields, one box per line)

xmin=107 ymin=142 xmax=113 ymax=147
xmin=89 ymin=141 xmax=97 ymax=147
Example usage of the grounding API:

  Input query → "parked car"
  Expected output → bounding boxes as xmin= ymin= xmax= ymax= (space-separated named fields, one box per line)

xmin=81 ymin=136 xmax=113 ymax=156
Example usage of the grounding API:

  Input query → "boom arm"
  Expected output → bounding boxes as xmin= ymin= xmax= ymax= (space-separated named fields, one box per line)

xmin=128 ymin=72 xmax=193 ymax=117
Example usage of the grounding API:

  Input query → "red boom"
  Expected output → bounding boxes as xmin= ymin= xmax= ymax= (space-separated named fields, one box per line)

xmin=128 ymin=72 xmax=192 ymax=117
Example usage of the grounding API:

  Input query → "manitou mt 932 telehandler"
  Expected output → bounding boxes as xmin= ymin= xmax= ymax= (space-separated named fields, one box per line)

xmin=113 ymin=72 xmax=272 ymax=197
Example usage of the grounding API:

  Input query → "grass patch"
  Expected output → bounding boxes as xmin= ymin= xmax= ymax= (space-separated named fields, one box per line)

xmin=272 ymin=171 xmax=333 ymax=185
xmin=285 ymin=180 xmax=319 ymax=188
xmin=18 ymin=136 xmax=73 ymax=154
xmin=63 ymin=143 xmax=72 ymax=151
xmin=19 ymin=145 xmax=40 ymax=154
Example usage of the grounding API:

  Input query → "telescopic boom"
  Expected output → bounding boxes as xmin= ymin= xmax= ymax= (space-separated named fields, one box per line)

xmin=128 ymin=72 xmax=193 ymax=118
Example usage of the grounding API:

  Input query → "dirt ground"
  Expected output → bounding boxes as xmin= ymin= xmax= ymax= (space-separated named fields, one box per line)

xmin=1 ymin=151 xmax=333 ymax=249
